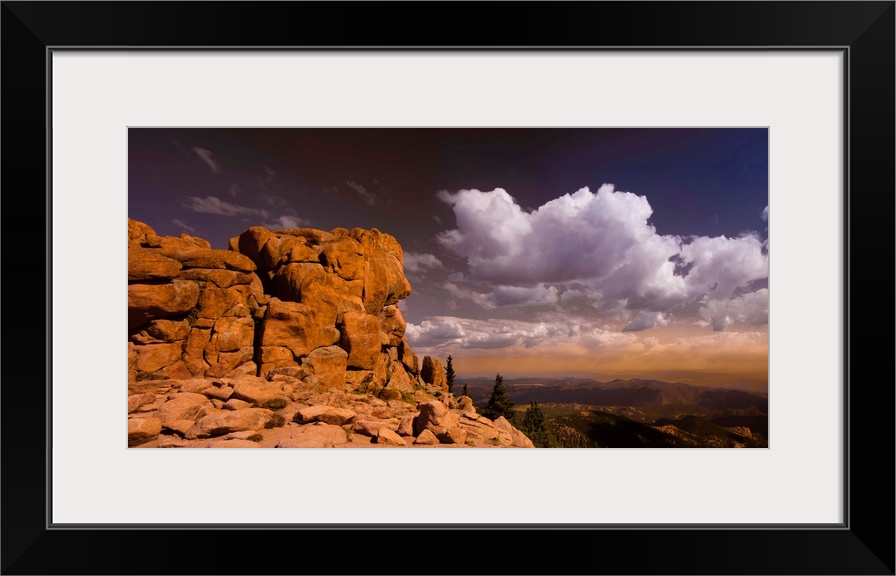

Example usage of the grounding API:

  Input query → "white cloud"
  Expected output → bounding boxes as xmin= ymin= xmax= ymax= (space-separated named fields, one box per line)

xmin=183 ymin=196 xmax=270 ymax=219
xmin=171 ymin=219 xmax=198 ymax=234
xmin=622 ymin=311 xmax=669 ymax=332
xmin=761 ymin=205 xmax=768 ymax=221
xmin=406 ymin=316 xmax=635 ymax=351
xmin=192 ymin=147 xmax=221 ymax=174
xmin=403 ymin=252 xmax=443 ymax=274
xmin=437 ymin=185 xmax=768 ymax=323
xmin=263 ymin=215 xmax=309 ymax=230
xmin=437 ymin=185 xmax=688 ymax=312
xmin=679 ymin=234 xmax=768 ymax=300
xmin=698 ymin=288 xmax=769 ymax=331
xmin=346 ymin=179 xmax=376 ymax=205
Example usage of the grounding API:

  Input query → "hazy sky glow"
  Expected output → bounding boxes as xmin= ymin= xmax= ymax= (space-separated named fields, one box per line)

xmin=129 ymin=128 xmax=769 ymax=389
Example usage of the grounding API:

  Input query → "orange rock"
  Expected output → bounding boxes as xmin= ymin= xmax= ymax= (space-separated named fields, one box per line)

xmin=128 ymin=417 xmax=162 ymax=446
xmin=421 ymin=356 xmax=447 ymax=392
xmin=158 ymin=393 xmax=212 ymax=434
xmin=160 ymin=247 xmax=256 ymax=272
xmin=258 ymin=298 xmax=339 ymax=358
xmin=177 ymin=269 xmax=255 ymax=288
xmin=319 ymin=237 xmax=366 ymax=281
xmin=301 ymin=346 xmax=348 ymax=391
xmin=134 ymin=342 xmax=183 ymax=373
xmin=128 ymin=218 xmax=161 ymax=247
xmin=130 ymin=319 xmax=190 ymax=345
xmin=379 ymin=305 xmax=407 ymax=347
xmin=206 ymin=346 xmax=254 ymax=378
xmin=128 ymin=249 xmax=183 ymax=281
xmin=183 ymin=328 xmax=212 ymax=375
xmin=237 ymin=226 xmax=274 ymax=266
xmin=337 ymin=312 xmax=381 ymax=370
xmin=128 ymin=280 xmax=200 ymax=329
xmin=186 ymin=408 xmax=275 ymax=438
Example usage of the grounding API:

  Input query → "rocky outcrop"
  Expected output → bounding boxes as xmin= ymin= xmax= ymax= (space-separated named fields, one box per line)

xmin=127 ymin=218 xmax=533 ymax=449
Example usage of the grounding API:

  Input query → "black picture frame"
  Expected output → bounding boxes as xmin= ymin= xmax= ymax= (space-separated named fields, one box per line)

xmin=2 ymin=2 xmax=892 ymax=574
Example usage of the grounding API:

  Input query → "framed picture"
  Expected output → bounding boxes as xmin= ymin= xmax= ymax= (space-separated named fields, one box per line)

xmin=3 ymin=2 xmax=892 ymax=574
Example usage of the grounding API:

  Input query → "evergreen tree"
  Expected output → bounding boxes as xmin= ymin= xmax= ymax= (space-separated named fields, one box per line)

xmin=481 ymin=373 xmax=516 ymax=423
xmin=461 ymin=382 xmax=471 ymax=398
xmin=445 ymin=355 xmax=456 ymax=394
xmin=519 ymin=400 xmax=559 ymax=448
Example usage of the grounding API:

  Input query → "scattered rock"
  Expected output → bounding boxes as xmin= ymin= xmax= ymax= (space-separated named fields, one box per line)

xmin=375 ymin=427 xmax=407 ymax=446
xmin=293 ymin=405 xmax=357 ymax=426
xmin=352 ymin=419 xmax=399 ymax=437
xmin=276 ymin=423 xmax=348 ymax=448
xmin=128 ymin=417 xmax=162 ymax=446
xmin=128 ymin=393 xmax=157 ymax=413
xmin=158 ymin=393 xmax=212 ymax=434
xmin=413 ymin=429 xmax=440 ymax=445
xmin=186 ymin=408 xmax=275 ymax=438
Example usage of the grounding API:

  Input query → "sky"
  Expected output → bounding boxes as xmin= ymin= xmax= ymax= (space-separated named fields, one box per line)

xmin=129 ymin=128 xmax=769 ymax=389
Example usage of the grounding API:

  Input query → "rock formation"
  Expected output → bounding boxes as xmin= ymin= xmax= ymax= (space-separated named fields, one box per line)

xmin=127 ymin=218 xmax=533 ymax=448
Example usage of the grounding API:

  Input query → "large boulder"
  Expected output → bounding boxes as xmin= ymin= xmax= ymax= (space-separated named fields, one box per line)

xmin=319 ymin=237 xmax=366 ymax=281
xmin=337 ymin=312 xmax=382 ymax=370
xmin=302 ymin=346 xmax=348 ymax=391
xmin=128 ymin=417 xmax=162 ymax=446
xmin=186 ymin=408 xmax=276 ymax=438
xmin=158 ymin=393 xmax=213 ymax=435
xmin=258 ymin=298 xmax=340 ymax=359
xmin=128 ymin=249 xmax=182 ymax=281
xmin=493 ymin=416 xmax=535 ymax=448
xmin=276 ymin=422 xmax=348 ymax=448
xmin=293 ymin=405 xmax=357 ymax=426
xmin=412 ymin=401 xmax=460 ymax=442
xmin=158 ymin=248 xmax=256 ymax=272
xmin=128 ymin=280 xmax=200 ymax=329
xmin=420 ymin=356 xmax=446 ymax=392
xmin=379 ymin=306 xmax=406 ymax=347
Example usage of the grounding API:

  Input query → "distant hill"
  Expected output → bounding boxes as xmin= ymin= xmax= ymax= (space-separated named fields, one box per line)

xmin=458 ymin=377 xmax=767 ymax=411
xmin=456 ymin=377 xmax=768 ymax=448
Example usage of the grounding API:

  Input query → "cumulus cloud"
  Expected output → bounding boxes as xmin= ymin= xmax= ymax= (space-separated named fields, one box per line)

xmin=403 ymin=252 xmax=443 ymax=274
xmin=192 ymin=147 xmax=221 ymax=174
xmin=183 ymin=195 xmax=270 ymax=219
xmin=437 ymin=185 xmax=688 ymax=311
xmin=406 ymin=316 xmax=634 ymax=351
xmin=761 ymin=205 xmax=768 ymax=221
xmin=171 ymin=219 xmax=198 ymax=234
xmin=436 ymin=185 xmax=768 ymax=324
xmin=698 ymin=288 xmax=768 ymax=331
xmin=622 ymin=311 xmax=669 ymax=332
xmin=679 ymin=234 xmax=768 ymax=299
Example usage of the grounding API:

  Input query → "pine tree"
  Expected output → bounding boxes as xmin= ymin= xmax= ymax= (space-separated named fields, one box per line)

xmin=445 ymin=355 xmax=456 ymax=394
xmin=481 ymin=373 xmax=516 ymax=423
xmin=461 ymin=382 xmax=471 ymax=398
xmin=520 ymin=400 xmax=559 ymax=448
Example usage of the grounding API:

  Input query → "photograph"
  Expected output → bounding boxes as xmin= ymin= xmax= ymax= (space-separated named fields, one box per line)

xmin=128 ymin=128 xmax=769 ymax=449
xmin=3 ymin=0 xmax=890 ymax=572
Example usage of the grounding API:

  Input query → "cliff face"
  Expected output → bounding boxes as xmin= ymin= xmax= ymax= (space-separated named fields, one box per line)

xmin=127 ymin=219 xmax=533 ymax=448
